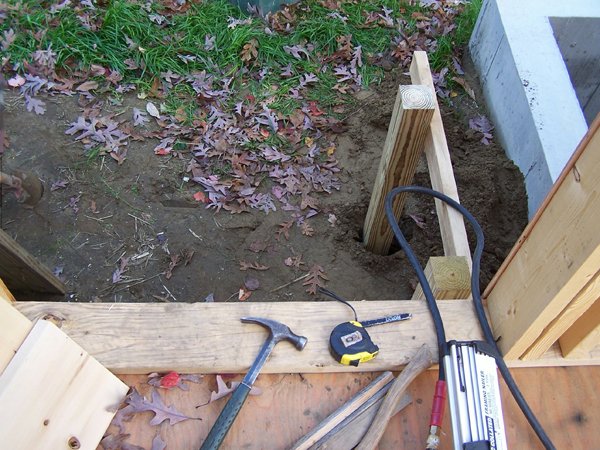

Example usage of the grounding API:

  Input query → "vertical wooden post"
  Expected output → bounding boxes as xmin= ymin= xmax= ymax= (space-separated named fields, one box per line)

xmin=409 ymin=51 xmax=472 ymax=266
xmin=485 ymin=115 xmax=600 ymax=359
xmin=363 ymin=85 xmax=434 ymax=255
xmin=411 ymin=256 xmax=471 ymax=300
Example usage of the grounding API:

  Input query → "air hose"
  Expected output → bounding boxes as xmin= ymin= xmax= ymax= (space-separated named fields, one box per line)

xmin=384 ymin=185 xmax=555 ymax=450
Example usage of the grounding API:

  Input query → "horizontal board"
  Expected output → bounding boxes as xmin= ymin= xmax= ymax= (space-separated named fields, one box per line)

xmin=16 ymin=300 xmax=483 ymax=374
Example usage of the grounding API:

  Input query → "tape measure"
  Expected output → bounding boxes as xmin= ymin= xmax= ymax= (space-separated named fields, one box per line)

xmin=329 ymin=314 xmax=412 ymax=366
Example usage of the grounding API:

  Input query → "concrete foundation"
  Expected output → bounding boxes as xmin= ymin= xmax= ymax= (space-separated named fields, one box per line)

xmin=469 ymin=0 xmax=600 ymax=217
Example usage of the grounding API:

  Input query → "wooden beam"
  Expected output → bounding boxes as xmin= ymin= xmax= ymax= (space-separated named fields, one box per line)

xmin=363 ymin=84 xmax=435 ymax=255
xmin=411 ymin=256 xmax=471 ymax=300
xmin=15 ymin=300 xmax=483 ymax=374
xmin=0 ymin=277 xmax=16 ymax=303
xmin=485 ymin=116 xmax=600 ymax=359
xmin=0 ymin=320 xmax=128 ymax=450
xmin=0 ymin=299 xmax=32 ymax=374
xmin=522 ymin=262 xmax=600 ymax=359
xmin=559 ymin=299 xmax=600 ymax=359
xmin=0 ymin=228 xmax=65 ymax=296
xmin=409 ymin=51 xmax=471 ymax=266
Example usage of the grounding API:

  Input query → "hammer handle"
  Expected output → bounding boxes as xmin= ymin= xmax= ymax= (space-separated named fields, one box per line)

xmin=200 ymin=382 xmax=251 ymax=450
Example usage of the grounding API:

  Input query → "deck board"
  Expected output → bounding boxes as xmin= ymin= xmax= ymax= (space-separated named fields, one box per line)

xmin=100 ymin=366 xmax=600 ymax=449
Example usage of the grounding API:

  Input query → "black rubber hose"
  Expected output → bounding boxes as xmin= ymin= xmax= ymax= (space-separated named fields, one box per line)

xmin=384 ymin=185 xmax=555 ymax=450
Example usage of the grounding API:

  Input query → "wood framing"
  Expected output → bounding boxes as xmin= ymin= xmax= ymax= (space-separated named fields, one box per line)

xmin=559 ymin=299 xmax=600 ymax=359
xmin=15 ymin=300 xmax=483 ymax=374
xmin=0 ymin=228 xmax=65 ymax=296
xmin=485 ymin=115 xmax=600 ymax=359
xmin=409 ymin=51 xmax=471 ymax=265
xmin=411 ymin=256 xmax=471 ymax=300
xmin=0 ymin=296 xmax=32 ymax=372
xmin=363 ymin=84 xmax=435 ymax=255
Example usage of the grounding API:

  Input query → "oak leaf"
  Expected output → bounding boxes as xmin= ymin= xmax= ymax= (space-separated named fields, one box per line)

xmin=303 ymin=265 xmax=328 ymax=295
xmin=240 ymin=38 xmax=258 ymax=63
xmin=239 ymin=261 xmax=270 ymax=271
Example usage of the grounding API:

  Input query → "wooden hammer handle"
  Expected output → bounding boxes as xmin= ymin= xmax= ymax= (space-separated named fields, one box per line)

xmin=356 ymin=345 xmax=434 ymax=450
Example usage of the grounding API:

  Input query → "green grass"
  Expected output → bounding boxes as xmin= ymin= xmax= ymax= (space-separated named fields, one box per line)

xmin=2 ymin=0 xmax=482 ymax=119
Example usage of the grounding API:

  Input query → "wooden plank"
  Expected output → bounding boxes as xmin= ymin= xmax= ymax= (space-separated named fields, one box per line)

xmin=485 ymin=116 xmax=600 ymax=359
xmin=0 ymin=277 xmax=16 ymax=303
xmin=0 ymin=298 xmax=32 ymax=374
xmin=0 ymin=320 xmax=128 ymax=450
xmin=409 ymin=51 xmax=471 ymax=266
xmin=0 ymin=228 xmax=65 ymax=295
xmin=15 ymin=300 xmax=483 ymax=374
xmin=363 ymin=84 xmax=435 ymax=255
xmin=411 ymin=256 xmax=471 ymax=300
xmin=291 ymin=371 xmax=394 ymax=450
xmin=107 ymin=366 xmax=600 ymax=449
xmin=559 ymin=298 xmax=600 ymax=359
xmin=522 ymin=262 xmax=600 ymax=359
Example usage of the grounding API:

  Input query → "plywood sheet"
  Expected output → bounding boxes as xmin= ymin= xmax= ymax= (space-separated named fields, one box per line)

xmin=0 ymin=320 xmax=129 ymax=450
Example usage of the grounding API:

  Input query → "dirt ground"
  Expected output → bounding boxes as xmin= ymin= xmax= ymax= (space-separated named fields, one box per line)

xmin=0 ymin=55 xmax=528 ymax=304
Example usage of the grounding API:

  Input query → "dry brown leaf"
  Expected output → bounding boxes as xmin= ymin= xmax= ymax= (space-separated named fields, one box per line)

xmin=239 ymin=261 xmax=270 ymax=271
xmin=284 ymin=255 xmax=305 ymax=268
xmin=208 ymin=375 xmax=262 ymax=404
xmin=240 ymin=38 xmax=259 ymax=63
xmin=238 ymin=287 xmax=252 ymax=301
xmin=165 ymin=254 xmax=181 ymax=280
xmin=76 ymin=80 xmax=99 ymax=92
xmin=301 ymin=222 xmax=314 ymax=236
xmin=276 ymin=221 xmax=293 ymax=241
xmin=303 ymin=264 xmax=328 ymax=295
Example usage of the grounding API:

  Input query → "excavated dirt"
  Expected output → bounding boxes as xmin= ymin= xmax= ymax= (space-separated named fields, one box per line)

xmin=0 ymin=56 xmax=527 ymax=304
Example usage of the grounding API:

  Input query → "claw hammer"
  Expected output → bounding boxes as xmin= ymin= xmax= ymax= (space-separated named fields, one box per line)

xmin=200 ymin=317 xmax=308 ymax=450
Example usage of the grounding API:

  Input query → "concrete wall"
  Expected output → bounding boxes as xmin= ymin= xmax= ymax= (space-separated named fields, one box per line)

xmin=550 ymin=17 xmax=600 ymax=126
xmin=469 ymin=0 xmax=600 ymax=217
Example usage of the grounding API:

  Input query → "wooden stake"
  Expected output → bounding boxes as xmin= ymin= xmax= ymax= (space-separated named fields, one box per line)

xmin=0 ymin=228 xmax=65 ymax=296
xmin=411 ymin=256 xmax=471 ymax=300
xmin=409 ymin=51 xmax=472 ymax=266
xmin=363 ymin=85 xmax=435 ymax=255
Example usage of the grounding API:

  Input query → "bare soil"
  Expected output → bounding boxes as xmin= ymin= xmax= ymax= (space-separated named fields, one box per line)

xmin=0 ymin=58 xmax=527 ymax=304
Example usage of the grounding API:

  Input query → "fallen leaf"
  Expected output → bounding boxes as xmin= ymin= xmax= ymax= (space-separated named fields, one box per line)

xmin=165 ymin=254 xmax=181 ymax=280
xmin=207 ymin=375 xmax=262 ymax=404
xmin=148 ymin=372 xmax=203 ymax=390
xmin=146 ymin=101 xmax=160 ymax=118
xmin=244 ymin=276 xmax=260 ymax=291
xmin=284 ymin=255 xmax=305 ymax=268
xmin=276 ymin=221 xmax=293 ymax=241
xmin=205 ymin=293 xmax=215 ymax=302
xmin=240 ymin=38 xmax=259 ymax=63
xmin=301 ymin=222 xmax=314 ymax=236
xmin=303 ymin=264 xmax=328 ymax=295
xmin=452 ymin=76 xmax=475 ymax=100
xmin=7 ymin=74 xmax=25 ymax=87
xmin=238 ymin=288 xmax=252 ymax=301
xmin=239 ymin=261 xmax=270 ymax=271
xmin=409 ymin=213 xmax=426 ymax=229
xmin=328 ymin=214 xmax=338 ymax=227
xmin=117 ymin=388 xmax=196 ymax=427
xmin=151 ymin=433 xmax=166 ymax=450
xmin=77 ymin=80 xmax=99 ymax=92
xmin=90 ymin=200 xmax=98 ymax=213
xmin=193 ymin=191 xmax=208 ymax=202
xmin=248 ymin=240 xmax=268 ymax=253
xmin=100 ymin=433 xmax=144 ymax=450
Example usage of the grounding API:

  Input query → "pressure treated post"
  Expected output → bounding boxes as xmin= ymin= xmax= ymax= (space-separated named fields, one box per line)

xmin=363 ymin=85 xmax=435 ymax=254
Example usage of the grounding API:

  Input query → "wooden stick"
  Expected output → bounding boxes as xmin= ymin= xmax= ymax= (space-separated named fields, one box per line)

xmin=363 ymin=84 xmax=435 ymax=255
xmin=310 ymin=387 xmax=412 ymax=449
xmin=291 ymin=372 xmax=394 ymax=450
xmin=356 ymin=345 xmax=433 ymax=450
xmin=409 ymin=51 xmax=472 ymax=266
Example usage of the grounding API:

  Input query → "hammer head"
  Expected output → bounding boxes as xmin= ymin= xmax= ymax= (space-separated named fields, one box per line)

xmin=241 ymin=316 xmax=308 ymax=350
